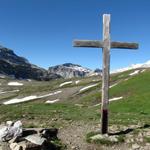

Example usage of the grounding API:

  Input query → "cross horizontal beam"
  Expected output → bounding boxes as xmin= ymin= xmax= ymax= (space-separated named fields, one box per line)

xmin=73 ymin=40 xmax=139 ymax=49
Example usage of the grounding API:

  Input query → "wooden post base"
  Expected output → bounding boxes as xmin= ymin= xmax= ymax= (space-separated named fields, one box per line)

xmin=101 ymin=109 xmax=108 ymax=134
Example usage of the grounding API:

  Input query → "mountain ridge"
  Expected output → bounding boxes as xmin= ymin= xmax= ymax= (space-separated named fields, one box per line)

xmin=1 ymin=45 xmax=150 ymax=80
xmin=0 ymin=45 xmax=101 ymax=80
xmin=0 ymin=45 xmax=61 ymax=80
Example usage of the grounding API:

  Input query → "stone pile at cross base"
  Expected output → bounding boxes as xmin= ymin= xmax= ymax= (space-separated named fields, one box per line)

xmin=0 ymin=121 xmax=61 ymax=150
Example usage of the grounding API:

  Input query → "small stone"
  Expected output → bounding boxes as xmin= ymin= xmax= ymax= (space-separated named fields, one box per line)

xmin=126 ymin=139 xmax=130 ymax=143
xmin=90 ymin=134 xmax=103 ymax=140
xmin=52 ymin=118 xmax=57 ymax=121
xmin=18 ymin=141 xmax=41 ymax=149
xmin=132 ymin=143 xmax=140 ymax=149
xmin=25 ymin=134 xmax=46 ymax=145
xmin=138 ymin=133 xmax=143 ymax=137
xmin=9 ymin=137 xmax=18 ymax=144
xmin=9 ymin=143 xmax=22 ymax=150
xmin=130 ymin=138 xmax=134 ymax=143
xmin=17 ymin=141 xmax=26 ymax=149
xmin=40 ymin=128 xmax=58 ymax=140
xmin=109 ymin=136 xmax=118 ymax=142
xmin=138 ymin=138 xmax=143 ymax=142
xmin=6 ymin=121 xmax=13 ymax=127
xmin=71 ymin=146 xmax=76 ymax=149
xmin=71 ymin=146 xmax=80 ymax=150
xmin=146 ymin=143 xmax=150 ymax=146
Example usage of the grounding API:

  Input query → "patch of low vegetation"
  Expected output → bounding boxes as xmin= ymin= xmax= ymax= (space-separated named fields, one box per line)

xmin=144 ymin=136 xmax=150 ymax=143
xmin=50 ymin=139 xmax=67 ymax=150
xmin=76 ymin=91 xmax=101 ymax=106
xmin=86 ymin=131 xmax=125 ymax=145
xmin=86 ymin=131 xmax=100 ymax=143
xmin=0 ymin=103 xmax=100 ymax=127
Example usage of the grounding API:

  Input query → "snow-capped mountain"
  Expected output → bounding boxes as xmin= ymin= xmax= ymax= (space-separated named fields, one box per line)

xmin=48 ymin=63 xmax=92 ymax=79
xmin=0 ymin=45 xmax=102 ymax=80
xmin=111 ymin=60 xmax=150 ymax=74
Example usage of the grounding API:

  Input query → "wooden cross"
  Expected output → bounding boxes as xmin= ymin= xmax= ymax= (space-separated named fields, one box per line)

xmin=73 ymin=14 xmax=139 ymax=134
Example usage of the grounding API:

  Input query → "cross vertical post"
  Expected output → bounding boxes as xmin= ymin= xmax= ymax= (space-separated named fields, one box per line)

xmin=101 ymin=14 xmax=110 ymax=134
xmin=73 ymin=14 xmax=138 ymax=134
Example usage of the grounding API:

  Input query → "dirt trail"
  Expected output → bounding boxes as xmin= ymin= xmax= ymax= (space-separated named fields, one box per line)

xmin=58 ymin=122 xmax=150 ymax=150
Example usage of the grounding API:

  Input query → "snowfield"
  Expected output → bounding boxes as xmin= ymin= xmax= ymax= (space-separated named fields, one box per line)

xmin=79 ymin=83 xmax=99 ymax=92
xmin=109 ymin=96 xmax=123 ymax=102
xmin=93 ymin=96 xmax=123 ymax=107
xmin=59 ymin=81 xmax=73 ymax=87
xmin=129 ymin=70 xmax=140 ymax=76
xmin=3 ymin=96 xmax=37 ymax=105
xmin=68 ymin=65 xmax=91 ymax=73
xmin=3 ymin=90 xmax=62 ymax=105
xmin=38 ymin=91 xmax=62 ymax=98
xmin=45 ymin=99 xmax=60 ymax=104
xmin=109 ymin=83 xmax=118 ymax=88
xmin=141 ymin=69 xmax=146 ymax=73
xmin=0 ymin=90 xmax=19 ymax=94
xmin=8 ymin=82 xmax=23 ymax=86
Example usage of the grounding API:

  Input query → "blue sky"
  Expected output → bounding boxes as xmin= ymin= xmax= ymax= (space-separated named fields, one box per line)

xmin=0 ymin=0 xmax=149 ymax=70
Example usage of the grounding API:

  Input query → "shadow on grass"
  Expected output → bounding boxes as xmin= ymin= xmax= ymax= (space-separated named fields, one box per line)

xmin=108 ymin=124 xmax=150 ymax=136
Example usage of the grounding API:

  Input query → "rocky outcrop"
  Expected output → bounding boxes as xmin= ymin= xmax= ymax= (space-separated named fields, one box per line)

xmin=48 ymin=63 xmax=92 ymax=79
xmin=0 ymin=46 xmax=61 ymax=80
xmin=0 ymin=121 xmax=65 ymax=150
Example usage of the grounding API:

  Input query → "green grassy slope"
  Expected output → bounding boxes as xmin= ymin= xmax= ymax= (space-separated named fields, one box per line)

xmin=109 ymin=70 xmax=150 ymax=125
xmin=0 ymin=69 xmax=150 ymax=128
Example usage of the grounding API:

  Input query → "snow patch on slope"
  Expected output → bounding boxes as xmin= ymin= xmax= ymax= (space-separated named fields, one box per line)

xmin=8 ymin=82 xmax=23 ymax=86
xmin=0 ymin=90 xmax=19 ymax=94
xmin=79 ymin=83 xmax=99 ymax=92
xmin=109 ymin=83 xmax=118 ymax=88
xmin=59 ymin=81 xmax=73 ymax=87
xmin=93 ymin=96 xmax=123 ymax=107
xmin=129 ymin=70 xmax=140 ymax=76
xmin=45 ymin=99 xmax=60 ymax=104
xmin=109 ymin=96 xmax=123 ymax=102
xmin=3 ymin=90 xmax=62 ymax=105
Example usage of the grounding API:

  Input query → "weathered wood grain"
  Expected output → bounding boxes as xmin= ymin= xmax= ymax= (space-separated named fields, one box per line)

xmin=73 ymin=40 xmax=138 ymax=49
xmin=101 ymin=14 xmax=110 ymax=134
xmin=111 ymin=42 xmax=138 ymax=49
xmin=73 ymin=40 xmax=103 ymax=48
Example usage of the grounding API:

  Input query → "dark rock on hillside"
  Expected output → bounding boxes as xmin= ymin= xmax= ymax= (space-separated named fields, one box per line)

xmin=48 ymin=63 xmax=92 ymax=79
xmin=94 ymin=68 xmax=102 ymax=75
xmin=0 ymin=45 xmax=61 ymax=80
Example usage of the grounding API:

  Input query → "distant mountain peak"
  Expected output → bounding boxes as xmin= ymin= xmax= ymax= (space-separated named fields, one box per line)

xmin=48 ymin=63 xmax=92 ymax=79
xmin=62 ymin=63 xmax=81 ymax=67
